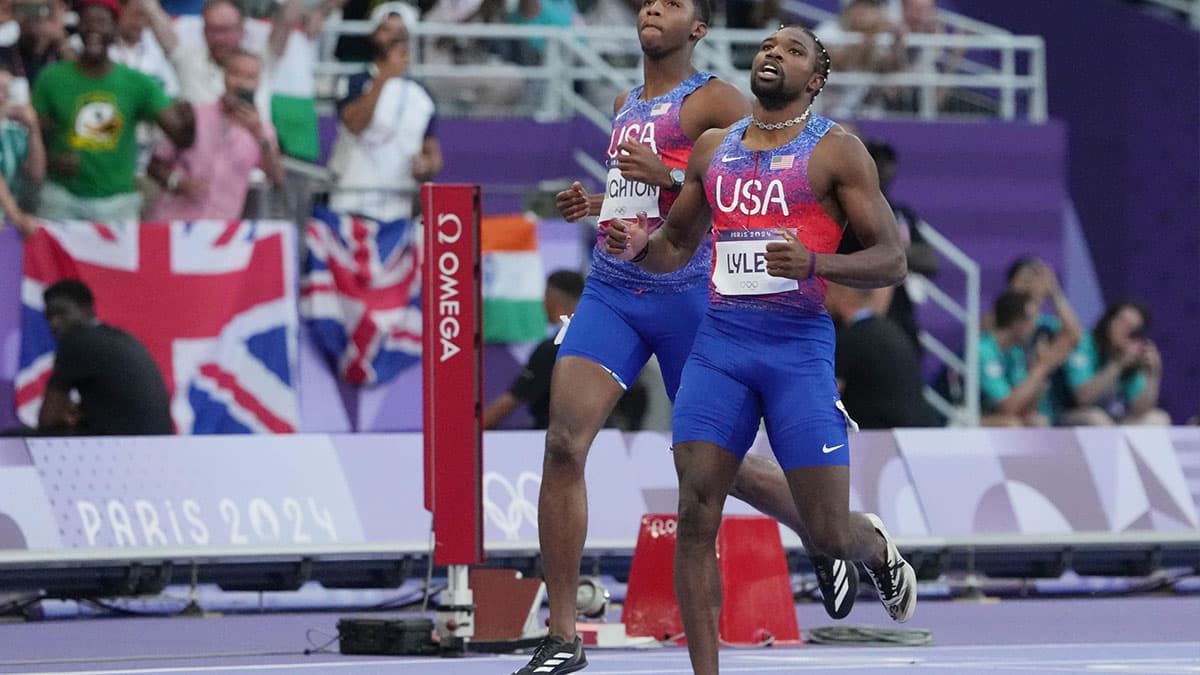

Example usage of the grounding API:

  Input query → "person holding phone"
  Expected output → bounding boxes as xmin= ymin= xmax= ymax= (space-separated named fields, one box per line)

xmin=1057 ymin=300 xmax=1171 ymax=426
xmin=146 ymin=48 xmax=282 ymax=220
xmin=327 ymin=3 xmax=441 ymax=222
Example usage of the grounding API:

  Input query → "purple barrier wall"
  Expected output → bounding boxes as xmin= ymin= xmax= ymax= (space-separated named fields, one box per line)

xmin=953 ymin=0 xmax=1200 ymax=423
xmin=0 ymin=229 xmax=20 ymax=431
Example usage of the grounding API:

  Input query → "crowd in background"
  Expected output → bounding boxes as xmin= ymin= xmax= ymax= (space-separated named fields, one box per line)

xmin=0 ymin=0 xmax=1180 ymax=434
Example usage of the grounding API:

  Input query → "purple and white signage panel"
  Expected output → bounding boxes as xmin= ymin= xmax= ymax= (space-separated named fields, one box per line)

xmin=1 ymin=428 xmax=1197 ymax=562
xmin=26 ymin=435 xmax=365 ymax=550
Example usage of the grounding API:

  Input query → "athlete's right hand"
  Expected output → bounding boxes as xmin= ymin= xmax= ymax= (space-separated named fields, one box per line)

xmin=556 ymin=181 xmax=591 ymax=222
xmin=605 ymin=211 xmax=649 ymax=261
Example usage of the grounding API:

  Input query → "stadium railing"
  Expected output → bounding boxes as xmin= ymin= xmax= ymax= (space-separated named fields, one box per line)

xmin=311 ymin=22 xmax=1047 ymax=127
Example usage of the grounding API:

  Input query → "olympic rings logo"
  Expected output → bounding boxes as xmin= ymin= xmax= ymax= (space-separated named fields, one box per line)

xmin=738 ymin=280 xmax=760 ymax=289
xmin=483 ymin=471 xmax=541 ymax=541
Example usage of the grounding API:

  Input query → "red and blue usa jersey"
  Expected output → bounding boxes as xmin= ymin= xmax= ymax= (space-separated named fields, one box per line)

xmin=703 ymin=114 xmax=845 ymax=316
xmin=590 ymin=71 xmax=715 ymax=293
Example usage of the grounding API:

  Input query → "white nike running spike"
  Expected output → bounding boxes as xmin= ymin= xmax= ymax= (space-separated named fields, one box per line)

xmin=861 ymin=513 xmax=917 ymax=623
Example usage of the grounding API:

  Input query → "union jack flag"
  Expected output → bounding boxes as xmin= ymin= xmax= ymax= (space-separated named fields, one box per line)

xmin=17 ymin=221 xmax=300 ymax=433
xmin=300 ymin=208 xmax=422 ymax=386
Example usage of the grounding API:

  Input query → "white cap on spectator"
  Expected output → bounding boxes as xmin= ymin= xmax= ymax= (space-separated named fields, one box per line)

xmin=369 ymin=2 xmax=418 ymax=32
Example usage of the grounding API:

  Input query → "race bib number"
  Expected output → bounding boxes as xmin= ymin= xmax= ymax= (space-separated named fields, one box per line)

xmin=712 ymin=229 xmax=799 ymax=296
xmin=598 ymin=167 xmax=660 ymax=223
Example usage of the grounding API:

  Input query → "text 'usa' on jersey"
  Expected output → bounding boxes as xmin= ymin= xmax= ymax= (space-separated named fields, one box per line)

xmin=704 ymin=114 xmax=846 ymax=316
xmin=590 ymin=71 xmax=715 ymax=294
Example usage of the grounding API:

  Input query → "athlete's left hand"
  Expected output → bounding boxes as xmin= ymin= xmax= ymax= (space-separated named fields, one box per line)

xmin=616 ymin=140 xmax=672 ymax=188
xmin=765 ymin=229 xmax=814 ymax=279
xmin=605 ymin=211 xmax=649 ymax=261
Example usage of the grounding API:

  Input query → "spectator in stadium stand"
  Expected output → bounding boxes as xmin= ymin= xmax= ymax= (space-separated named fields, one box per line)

xmin=998 ymin=255 xmax=1083 ymax=423
xmin=36 ymin=279 xmax=174 ymax=436
xmin=68 ymin=0 xmax=181 ymax=185
xmin=32 ymin=0 xmax=193 ymax=222
xmin=814 ymin=0 xmax=908 ymax=117
xmin=1055 ymin=300 xmax=1171 ymax=426
xmin=0 ymin=0 xmax=72 ymax=96
xmin=837 ymin=138 xmax=938 ymax=356
xmin=145 ymin=49 xmax=282 ymax=220
xmin=509 ymin=0 xmax=579 ymax=65
xmin=483 ymin=270 xmax=585 ymax=431
xmin=138 ymin=0 xmax=305 ymax=112
xmin=825 ymin=282 xmax=937 ymax=429
xmin=0 ymin=66 xmax=44 ymax=237
xmin=978 ymin=290 xmax=1075 ymax=427
xmin=77 ymin=0 xmax=181 ymax=96
xmin=328 ymin=2 xmax=441 ymax=222
xmin=0 ymin=0 xmax=14 ymax=44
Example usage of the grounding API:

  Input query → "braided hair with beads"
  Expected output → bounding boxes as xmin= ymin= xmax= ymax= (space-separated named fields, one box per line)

xmin=783 ymin=24 xmax=832 ymax=99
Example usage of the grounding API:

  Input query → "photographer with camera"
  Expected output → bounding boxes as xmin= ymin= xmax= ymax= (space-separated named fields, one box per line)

xmin=1057 ymin=300 xmax=1171 ymax=426
xmin=145 ymin=48 xmax=281 ymax=220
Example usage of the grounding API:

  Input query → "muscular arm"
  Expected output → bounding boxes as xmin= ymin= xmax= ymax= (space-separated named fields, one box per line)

xmin=23 ymin=116 xmax=46 ymax=184
xmin=156 ymin=102 xmax=195 ymax=149
xmin=636 ymin=129 xmax=723 ymax=273
xmin=1049 ymin=289 xmax=1083 ymax=349
xmin=37 ymin=384 xmax=76 ymax=432
xmin=679 ymin=78 xmax=750 ymax=141
xmin=811 ymin=131 xmax=907 ymax=288
xmin=269 ymin=0 xmax=306 ymax=58
xmin=1072 ymin=361 xmax=1124 ymax=407
xmin=1127 ymin=372 xmax=1161 ymax=418
xmin=993 ymin=364 xmax=1050 ymax=417
xmin=340 ymin=78 xmax=388 ymax=135
xmin=482 ymin=393 xmax=521 ymax=430
xmin=139 ymin=0 xmax=179 ymax=56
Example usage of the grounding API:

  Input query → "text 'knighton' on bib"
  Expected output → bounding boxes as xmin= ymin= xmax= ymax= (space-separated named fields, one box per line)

xmin=712 ymin=228 xmax=800 ymax=296
xmin=598 ymin=164 xmax=661 ymax=223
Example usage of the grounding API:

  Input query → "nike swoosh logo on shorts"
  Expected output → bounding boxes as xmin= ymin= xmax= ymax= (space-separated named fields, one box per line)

xmin=822 ymin=443 xmax=845 ymax=454
xmin=721 ymin=155 xmax=746 ymax=162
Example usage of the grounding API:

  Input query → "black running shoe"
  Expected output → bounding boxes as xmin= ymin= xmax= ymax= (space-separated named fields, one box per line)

xmin=512 ymin=634 xmax=587 ymax=675
xmin=862 ymin=513 xmax=917 ymax=623
xmin=812 ymin=554 xmax=858 ymax=619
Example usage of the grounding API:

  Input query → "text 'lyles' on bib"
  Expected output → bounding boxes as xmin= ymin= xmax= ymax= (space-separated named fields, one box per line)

xmin=598 ymin=166 xmax=661 ymax=223
xmin=712 ymin=228 xmax=800 ymax=296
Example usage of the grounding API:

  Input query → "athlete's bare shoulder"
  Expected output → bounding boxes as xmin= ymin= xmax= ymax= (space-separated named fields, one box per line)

xmin=691 ymin=126 xmax=730 ymax=166
xmin=683 ymin=78 xmax=751 ymax=130
xmin=678 ymin=78 xmax=749 ymax=141
xmin=812 ymin=123 xmax=873 ymax=184
xmin=613 ymin=90 xmax=632 ymax=115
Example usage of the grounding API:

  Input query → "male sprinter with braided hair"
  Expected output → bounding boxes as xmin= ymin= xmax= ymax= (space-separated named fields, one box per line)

xmin=516 ymin=7 xmax=855 ymax=675
xmin=606 ymin=24 xmax=918 ymax=675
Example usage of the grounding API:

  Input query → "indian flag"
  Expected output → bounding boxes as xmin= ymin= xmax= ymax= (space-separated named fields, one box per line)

xmin=268 ymin=30 xmax=320 ymax=162
xmin=481 ymin=214 xmax=546 ymax=343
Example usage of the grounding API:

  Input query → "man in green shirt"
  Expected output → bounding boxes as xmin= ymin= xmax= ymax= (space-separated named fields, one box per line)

xmin=32 ymin=0 xmax=191 ymax=222
xmin=979 ymin=290 xmax=1075 ymax=427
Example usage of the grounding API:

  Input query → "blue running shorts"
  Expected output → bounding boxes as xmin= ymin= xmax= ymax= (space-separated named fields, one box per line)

xmin=556 ymin=277 xmax=708 ymax=400
xmin=672 ymin=306 xmax=854 ymax=469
